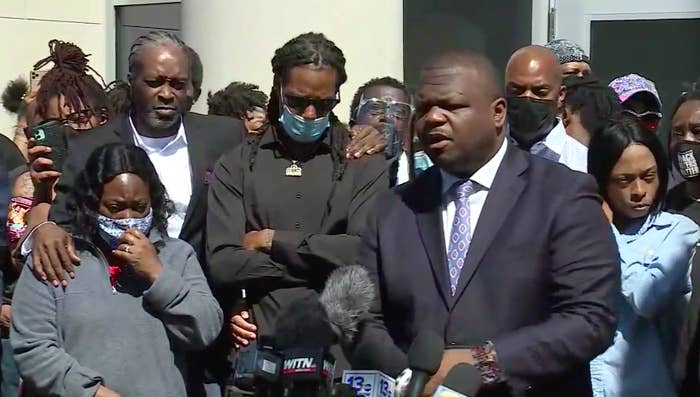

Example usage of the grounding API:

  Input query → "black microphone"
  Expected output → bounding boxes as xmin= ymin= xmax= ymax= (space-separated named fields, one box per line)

xmin=432 ymin=364 xmax=482 ymax=397
xmin=274 ymin=265 xmax=376 ymax=397
xmin=405 ymin=330 xmax=444 ymax=397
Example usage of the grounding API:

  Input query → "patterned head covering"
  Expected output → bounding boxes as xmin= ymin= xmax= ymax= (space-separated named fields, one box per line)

xmin=608 ymin=73 xmax=662 ymax=109
xmin=545 ymin=39 xmax=589 ymax=65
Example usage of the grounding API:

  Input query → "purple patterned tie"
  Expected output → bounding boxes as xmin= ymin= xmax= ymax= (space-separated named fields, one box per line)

xmin=447 ymin=180 xmax=477 ymax=296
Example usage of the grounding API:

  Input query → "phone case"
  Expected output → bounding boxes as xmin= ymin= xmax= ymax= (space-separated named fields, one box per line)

xmin=29 ymin=121 xmax=68 ymax=172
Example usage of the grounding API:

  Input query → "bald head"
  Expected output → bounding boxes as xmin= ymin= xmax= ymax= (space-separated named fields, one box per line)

xmin=421 ymin=50 xmax=501 ymax=99
xmin=506 ymin=45 xmax=562 ymax=88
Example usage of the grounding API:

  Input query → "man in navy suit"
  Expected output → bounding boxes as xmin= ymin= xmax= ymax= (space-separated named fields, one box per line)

xmin=351 ymin=50 xmax=620 ymax=397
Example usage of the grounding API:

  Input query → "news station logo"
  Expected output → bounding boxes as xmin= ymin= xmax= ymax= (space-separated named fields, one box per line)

xmin=282 ymin=357 xmax=333 ymax=377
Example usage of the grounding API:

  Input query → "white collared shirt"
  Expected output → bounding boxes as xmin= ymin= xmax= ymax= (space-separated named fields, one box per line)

xmin=439 ymin=138 xmax=508 ymax=252
xmin=129 ymin=116 xmax=192 ymax=238
xmin=396 ymin=152 xmax=410 ymax=185
xmin=539 ymin=119 xmax=588 ymax=173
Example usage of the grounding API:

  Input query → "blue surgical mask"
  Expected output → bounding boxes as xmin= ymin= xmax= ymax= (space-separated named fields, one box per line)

xmin=278 ymin=104 xmax=330 ymax=143
xmin=413 ymin=151 xmax=433 ymax=175
xmin=96 ymin=209 xmax=153 ymax=249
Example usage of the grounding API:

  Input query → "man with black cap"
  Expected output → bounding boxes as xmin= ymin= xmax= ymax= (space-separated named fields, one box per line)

xmin=545 ymin=38 xmax=592 ymax=78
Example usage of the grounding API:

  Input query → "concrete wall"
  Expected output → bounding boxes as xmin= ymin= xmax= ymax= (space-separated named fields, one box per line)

xmin=181 ymin=0 xmax=404 ymax=123
xmin=0 ymin=0 xmax=112 ymax=137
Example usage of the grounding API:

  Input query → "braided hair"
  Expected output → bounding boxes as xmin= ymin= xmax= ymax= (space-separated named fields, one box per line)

xmin=105 ymin=80 xmax=132 ymax=116
xmin=128 ymin=31 xmax=189 ymax=77
xmin=33 ymin=40 xmax=107 ymax=121
xmin=254 ymin=32 xmax=349 ymax=180
xmin=563 ymin=74 xmax=621 ymax=139
xmin=207 ymin=81 xmax=268 ymax=118
xmin=349 ymin=76 xmax=409 ymax=123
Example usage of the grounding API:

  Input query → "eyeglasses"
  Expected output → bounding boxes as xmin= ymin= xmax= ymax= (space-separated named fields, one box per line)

xmin=282 ymin=89 xmax=340 ymax=116
xmin=356 ymin=97 xmax=413 ymax=121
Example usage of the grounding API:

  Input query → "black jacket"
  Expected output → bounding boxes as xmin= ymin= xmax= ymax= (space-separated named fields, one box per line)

xmin=49 ymin=112 xmax=245 ymax=267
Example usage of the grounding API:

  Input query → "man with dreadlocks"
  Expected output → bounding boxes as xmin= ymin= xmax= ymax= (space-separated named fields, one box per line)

xmin=22 ymin=31 xmax=245 ymax=397
xmin=208 ymin=81 xmax=268 ymax=135
xmin=207 ymin=32 xmax=388 ymax=376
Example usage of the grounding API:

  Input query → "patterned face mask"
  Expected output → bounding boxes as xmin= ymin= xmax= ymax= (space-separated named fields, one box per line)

xmin=96 ymin=209 xmax=153 ymax=249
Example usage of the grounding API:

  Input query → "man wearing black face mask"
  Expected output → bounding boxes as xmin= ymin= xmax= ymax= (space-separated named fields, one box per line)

xmin=505 ymin=45 xmax=588 ymax=172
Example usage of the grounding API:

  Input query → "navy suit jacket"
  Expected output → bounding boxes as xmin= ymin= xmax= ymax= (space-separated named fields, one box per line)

xmin=352 ymin=144 xmax=620 ymax=397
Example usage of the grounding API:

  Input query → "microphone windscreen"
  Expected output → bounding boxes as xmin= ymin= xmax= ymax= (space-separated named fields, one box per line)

xmin=442 ymin=363 xmax=482 ymax=396
xmin=275 ymin=295 xmax=337 ymax=350
xmin=407 ymin=329 xmax=444 ymax=375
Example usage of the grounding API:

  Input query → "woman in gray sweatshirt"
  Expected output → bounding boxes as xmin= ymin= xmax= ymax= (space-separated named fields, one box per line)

xmin=10 ymin=143 xmax=223 ymax=397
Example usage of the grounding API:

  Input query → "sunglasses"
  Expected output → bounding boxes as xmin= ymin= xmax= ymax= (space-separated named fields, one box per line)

xmin=622 ymin=109 xmax=661 ymax=132
xmin=282 ymin=89 xmax=340 ymax=116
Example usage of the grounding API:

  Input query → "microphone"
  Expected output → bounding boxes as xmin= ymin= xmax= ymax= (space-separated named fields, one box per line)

xmin=333 ymin=383 xmax=360 ymax=397
xmin=432 ymin=364 xmax=482 ymax=397
xmin=319 ymin=265 xmax=375 ymax=344
xmin=405 ymin=330 xmax=444 ymax=397
xmin=342 ymin=370 xmax=396 ymax=397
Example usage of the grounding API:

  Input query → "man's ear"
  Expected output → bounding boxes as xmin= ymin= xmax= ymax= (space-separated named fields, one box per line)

xmin=492 ymin=97 xmax=507 ymax=129
xmin=557 ymin=85 xmax=567 ymax=110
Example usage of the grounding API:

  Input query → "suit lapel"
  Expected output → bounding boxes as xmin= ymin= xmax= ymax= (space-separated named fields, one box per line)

xmin=181 ymin=113 xmax=207 ymax=236
xmin=117 ymin=114 xmax=134 ymax=143
xmin=451 ymin=145 xmax=529 ymax=308
xmin=410 ymin=167 xmax=451 ymax=309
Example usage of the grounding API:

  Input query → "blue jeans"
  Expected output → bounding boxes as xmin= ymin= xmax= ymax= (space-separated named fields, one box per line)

xmin=1 ymin=336 xmax=19 ymax=397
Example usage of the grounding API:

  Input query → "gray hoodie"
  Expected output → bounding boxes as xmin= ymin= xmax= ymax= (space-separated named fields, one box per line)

xmin=10 ymin=231 xmax=224 ymax=397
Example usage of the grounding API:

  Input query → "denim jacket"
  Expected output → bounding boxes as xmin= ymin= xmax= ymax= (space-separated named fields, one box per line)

xmin=591 ymin=211 xmax=699 ymax=397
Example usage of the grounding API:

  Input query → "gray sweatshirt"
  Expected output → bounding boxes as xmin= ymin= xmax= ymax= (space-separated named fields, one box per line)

xmin=10 ymin=231 xmax=224 ymax=397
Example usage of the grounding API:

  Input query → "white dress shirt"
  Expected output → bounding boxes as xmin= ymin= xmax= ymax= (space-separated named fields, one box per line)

xmin=396 ymin=151 xmax=410 ymax=185
xmin=129 ymin=116 xmax=192 ymax=238
xmin=440 ymin=138 xmax=508 ymax=252
xmin=539 ymin=119 xmax=588 ymax=173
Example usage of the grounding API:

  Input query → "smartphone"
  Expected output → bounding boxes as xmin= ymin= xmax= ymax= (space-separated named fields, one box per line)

xmin=27 ymin=120 xmax=68 ymax=172
xmin=29 ymin=69 xmax=47 ymax=95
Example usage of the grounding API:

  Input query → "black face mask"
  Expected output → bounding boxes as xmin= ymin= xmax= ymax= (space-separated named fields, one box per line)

xmin=673 ymin=141 xmax=700 ymax=181
xmin=506 ymin=96 xmax=558 ymax=148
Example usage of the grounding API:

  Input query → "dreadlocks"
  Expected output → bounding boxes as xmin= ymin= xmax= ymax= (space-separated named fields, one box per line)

xmin=207 ymin=81 xmax=268 ymax=118
xmin=563 ymin=74 xmax=621 ymax=139
xmin=33 ymin=39 xmax=107 ymax=121
xmin=105 ymin=80 xmax=132 ymax=116
xmin=349 ymin=76 xmax=409 ymax=123
xmin=253 ymin=32 xmax=349 ymax=180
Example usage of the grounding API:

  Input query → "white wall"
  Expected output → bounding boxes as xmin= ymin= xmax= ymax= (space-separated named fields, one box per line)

xmin=181 ymin=0 xmax=404 ymax=123
xmin=0 ymin=0 xmax=110 ymax=137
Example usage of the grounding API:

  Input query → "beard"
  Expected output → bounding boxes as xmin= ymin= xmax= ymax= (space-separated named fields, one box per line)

xmin=142 ymin=110 xmax=181 ymax=130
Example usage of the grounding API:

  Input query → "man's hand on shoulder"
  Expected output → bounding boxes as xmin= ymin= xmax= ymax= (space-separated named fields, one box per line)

xmin=32 ymin=222 xmax=80 ymax=287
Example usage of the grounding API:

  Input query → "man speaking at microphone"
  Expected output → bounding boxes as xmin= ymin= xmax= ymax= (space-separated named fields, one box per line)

xmin=351 ymin=50 xmax=620 ymax=397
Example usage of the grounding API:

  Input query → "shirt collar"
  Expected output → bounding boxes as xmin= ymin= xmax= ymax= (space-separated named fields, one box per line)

xmin=541 ymin=119 xmax=566 ymax=154
xmin=616 ymin=211 xmax=674 ymax=241
xmin=128 ymin=114 xmax=187 ymax=153
xmin=440 ymin=137 xmax=508 ymax=196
